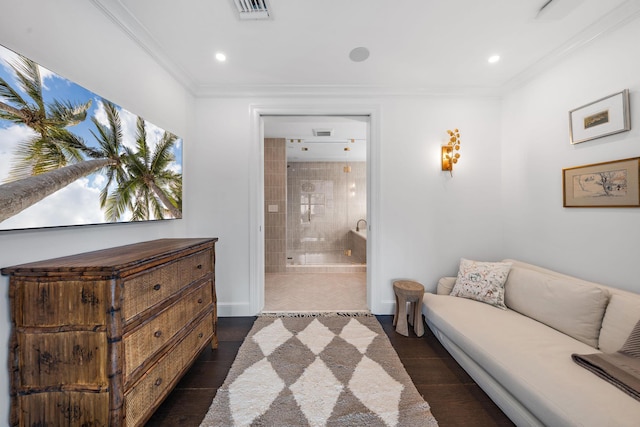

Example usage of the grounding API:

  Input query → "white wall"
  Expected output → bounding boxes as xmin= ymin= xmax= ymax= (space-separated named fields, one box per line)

xmin=4 ymin=3 xmax=637 ymax=426
xmin=193 ymin=96 xmax=504 ymax=316
xmin=0 ymin=1 xmax=194 ymax=423
xmin=501 ymin=19 xmax=640 ymax=292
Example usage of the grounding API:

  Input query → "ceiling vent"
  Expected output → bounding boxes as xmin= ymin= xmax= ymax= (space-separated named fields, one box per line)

xmin=312 ymin=129 xmax=334 ymax=137
xmin=233 ymin=0 xmax=271 ymax=20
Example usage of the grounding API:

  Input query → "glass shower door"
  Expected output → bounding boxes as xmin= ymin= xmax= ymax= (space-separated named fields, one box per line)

xmin=288 ymin=162 xmax=351 ymax=265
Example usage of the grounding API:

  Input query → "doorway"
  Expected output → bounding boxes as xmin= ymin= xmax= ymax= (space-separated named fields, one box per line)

xmin=262 ymin=115 xmax=368 ymax=312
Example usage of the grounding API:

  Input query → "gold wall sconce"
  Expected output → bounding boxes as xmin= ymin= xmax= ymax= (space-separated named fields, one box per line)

xmin=441 ymin=129 xmax=461 ymax=176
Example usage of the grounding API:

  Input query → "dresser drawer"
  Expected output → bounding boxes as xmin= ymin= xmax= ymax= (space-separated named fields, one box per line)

xmin=178 ymin=249 xmax=213 ymax=287
xmin=16 ymin=279 xmax=108 ymax=327
xmin=122 ymin=249 xmax=212 ymax=321
xmin=17 ymin=331 xmax=107 ymax=388
xmin=123 ymin=281 xmax=213 ymax=382
xmin=124 ymin=312 xmax=213 ymax=427
xmin=18 ymin=391 xmax=109 ymax=427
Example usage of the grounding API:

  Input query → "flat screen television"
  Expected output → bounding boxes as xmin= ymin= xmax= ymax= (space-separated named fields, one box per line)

xmin=0 ymin=44 xmax=183 ymax=231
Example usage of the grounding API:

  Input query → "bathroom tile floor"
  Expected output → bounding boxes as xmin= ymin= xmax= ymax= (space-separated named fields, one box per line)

xmin=264 ymin=272 xmax=368 ymax=312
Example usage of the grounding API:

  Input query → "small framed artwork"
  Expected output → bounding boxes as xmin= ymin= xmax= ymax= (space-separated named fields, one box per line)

xmin=563 ymin=157 xmax=640 ymax=207
xmin=569 ymin=89 xmax=631 ymax=144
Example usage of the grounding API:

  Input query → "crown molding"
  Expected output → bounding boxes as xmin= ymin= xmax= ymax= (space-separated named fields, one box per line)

xmin=91 ymin=0 xmax=640 ymax=99
xmin=501 ymin=0 xmax=640 ymax=94
xmin=192 ymin=84 xmax=503 ymax=99
xmin=90 ymin=0 xmax=198 ymax=96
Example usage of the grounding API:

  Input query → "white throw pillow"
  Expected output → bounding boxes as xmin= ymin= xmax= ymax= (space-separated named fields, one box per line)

xmin=450 ymin=258 xmax=512 ymax=309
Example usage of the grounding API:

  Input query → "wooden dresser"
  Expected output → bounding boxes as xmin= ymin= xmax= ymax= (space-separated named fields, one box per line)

xmin=1 ymin=238 xmax=218 ymax=427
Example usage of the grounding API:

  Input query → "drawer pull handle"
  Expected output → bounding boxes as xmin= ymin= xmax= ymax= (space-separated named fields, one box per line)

xmin=155 ymin=378 xmax=163 ymax=387
xmin=154 ymin=330 xmax=162 ymax=338
xmin=153 ymin=284 xmax=161 ymax=291
xmin=198 ymin=298 xmax=203 ymax=304
xmin=196 ymin=264 xmax=203 ymax=270
xmin=198 ymin=332 xmax=204 ymax=339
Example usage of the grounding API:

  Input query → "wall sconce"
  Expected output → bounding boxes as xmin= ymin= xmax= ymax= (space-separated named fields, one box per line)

xmin=441 ymin=128 xmax=461 ymax=176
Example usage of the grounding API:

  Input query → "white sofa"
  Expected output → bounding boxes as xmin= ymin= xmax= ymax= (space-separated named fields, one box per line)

xmin=422 ymin=259 xmax=640 ymax=427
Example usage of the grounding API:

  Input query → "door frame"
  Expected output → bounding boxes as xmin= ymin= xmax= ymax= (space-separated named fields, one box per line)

xmin=249 ymin=104 xmax=381 ymax=314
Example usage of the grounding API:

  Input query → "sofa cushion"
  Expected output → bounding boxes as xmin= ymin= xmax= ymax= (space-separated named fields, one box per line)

xmin=599 ymin=294 xmax=640 ymax=353
xmin=504 ymin=266 xmax=609 ymax=347
xmin=450 ymin=259 xmax=512 ymax=309
xmin=423 ymin=293 xmax=640 ymax=427
xmin=436 ymin=277 xmax=456 ymax=295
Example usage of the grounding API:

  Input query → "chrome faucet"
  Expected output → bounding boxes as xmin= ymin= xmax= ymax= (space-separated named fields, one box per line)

xmin=356 ymin=219 xmax=367 ymax=232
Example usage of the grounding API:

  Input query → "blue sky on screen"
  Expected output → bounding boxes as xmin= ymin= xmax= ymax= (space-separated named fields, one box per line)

xmin=0 ymin=44 xmax=182 ymax=230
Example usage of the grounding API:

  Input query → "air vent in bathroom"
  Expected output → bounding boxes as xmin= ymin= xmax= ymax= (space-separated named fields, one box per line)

xmin=312 ymin=129 xmax=333 ymax=137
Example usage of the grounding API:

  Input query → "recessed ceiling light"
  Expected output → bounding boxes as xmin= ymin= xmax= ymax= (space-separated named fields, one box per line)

xmin=488 ymin=55 xmax=500 ymax=64
xmin=215 ymin=52 xmax=227 ymax=62
xmin=349 ymin=47 xmax=370 ymax=62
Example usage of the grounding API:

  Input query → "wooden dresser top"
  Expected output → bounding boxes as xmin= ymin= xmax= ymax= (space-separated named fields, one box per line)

xmin=1 ymin=238 xmax=217 ymax=277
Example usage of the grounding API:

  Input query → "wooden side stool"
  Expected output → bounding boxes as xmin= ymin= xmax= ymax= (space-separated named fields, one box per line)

xmin=393 ymin=280 xmax=425 ymax=337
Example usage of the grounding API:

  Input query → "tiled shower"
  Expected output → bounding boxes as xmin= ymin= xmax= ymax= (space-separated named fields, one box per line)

xmin=264 ymin=138 xmax=366 ymax=273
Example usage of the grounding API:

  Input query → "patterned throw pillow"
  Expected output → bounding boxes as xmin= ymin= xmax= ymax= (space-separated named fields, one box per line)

xmin=619 ymin=319 xmax=640 ymax=358
xmin=450 ymin=258 xmax=512 ymax=309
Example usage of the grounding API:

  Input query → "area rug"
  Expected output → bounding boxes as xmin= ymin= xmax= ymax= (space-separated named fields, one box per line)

xmin=200 ymin=313 xmax=438 ymax=427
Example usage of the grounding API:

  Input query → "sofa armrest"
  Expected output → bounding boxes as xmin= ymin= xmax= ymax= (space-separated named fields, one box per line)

xmin=437 ymin=277 xmax=457 ymax=295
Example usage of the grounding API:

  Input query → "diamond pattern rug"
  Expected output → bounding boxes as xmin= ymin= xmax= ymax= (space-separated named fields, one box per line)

xmin=200 ymin=313 xmax=438 ymax=427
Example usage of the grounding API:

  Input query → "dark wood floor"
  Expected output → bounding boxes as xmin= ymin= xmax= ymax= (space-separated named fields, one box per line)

xmin=146 ymin=315 xmax=515 ymax=426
